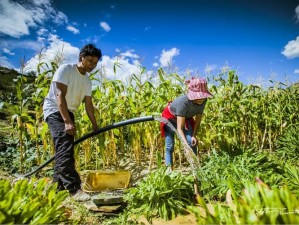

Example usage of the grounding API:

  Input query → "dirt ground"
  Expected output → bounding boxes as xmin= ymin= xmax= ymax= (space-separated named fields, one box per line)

xmin=138 ymin=213 xmax=198 ymax=225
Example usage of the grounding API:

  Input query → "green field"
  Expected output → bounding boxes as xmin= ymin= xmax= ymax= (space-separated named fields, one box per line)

xmin=0 ymin=63 xmax=298 ymax=224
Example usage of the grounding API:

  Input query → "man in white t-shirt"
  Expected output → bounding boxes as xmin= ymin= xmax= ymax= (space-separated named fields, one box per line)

xmin=43 ymin=44 xmax=102 ymax=201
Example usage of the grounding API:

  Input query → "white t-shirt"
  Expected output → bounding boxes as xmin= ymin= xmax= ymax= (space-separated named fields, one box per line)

xmin=43 ymin=64 xmax=92 ymax=120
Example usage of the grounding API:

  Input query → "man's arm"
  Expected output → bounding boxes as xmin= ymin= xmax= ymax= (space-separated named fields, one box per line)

xmin=56 ymin=82 xmax=76 ymax=136
xmin=85 ymin=96 xmax=98 ymax=131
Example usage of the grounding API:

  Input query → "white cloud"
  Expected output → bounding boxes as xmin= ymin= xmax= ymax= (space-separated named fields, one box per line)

xmin=0 ymin=0 xmax=36 ymax=37
xmin=159 ymin=48 xmax=180 ymax=67
xmin=0 ymin=0 xmax=67 ymax=38
xmin=32 ymin=0 xmax=51 ymax=7
xmin=24 ymin=34 xmax=79 ymax=72
xmin=98 ymin=50 xmax=156 ymax=85
xmin=0 ymin=55 xmax=14 ymax=68
xmin=100 ymin=55 xmax=141 ymax=82
xmin=0 ymin=39 xmax=43 ymax=53
xmin=295 ymin=5 xmax=299 ymax=22
xmin=37 ymin=37 xmax=46 ymax=43
xmin=66 ymin=25 xmax=80 ymax=34
xmin=100 ymin=22 xmax=111 ymax=32
xmin=153 ymin=62 xmax=159 ymax=67
xmin=282 ymin=36 xmax=299 ymax=59
xmin=11 ymin=38 xmax=155 ymax=85
xmin=294 ymin=69 xmax=299 ymax=74
xmin=52 ymin=11 xmax=68 ymax=25
xmin=37 ymin=28 xmax=48 ymax=36
xmin=119 ymin=50 xmax=139 ymax=59
xmin=2 ymin=48 xmax=15 ymax=56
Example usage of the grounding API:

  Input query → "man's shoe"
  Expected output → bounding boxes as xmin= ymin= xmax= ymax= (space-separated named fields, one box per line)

xmin=72 ymin=190 xmax=91 ymax=202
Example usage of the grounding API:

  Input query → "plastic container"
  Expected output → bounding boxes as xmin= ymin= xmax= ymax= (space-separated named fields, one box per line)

xmin=82 ymin=170 xmax=131 ymax=192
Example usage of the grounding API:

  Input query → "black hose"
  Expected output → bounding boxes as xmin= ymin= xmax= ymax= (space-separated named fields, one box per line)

xmin=15 ymin=115 xmax=155 ymax=178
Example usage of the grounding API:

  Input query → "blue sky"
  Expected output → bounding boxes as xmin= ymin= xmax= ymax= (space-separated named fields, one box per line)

xmin=0 ymin=0 xmax=299 ymax=86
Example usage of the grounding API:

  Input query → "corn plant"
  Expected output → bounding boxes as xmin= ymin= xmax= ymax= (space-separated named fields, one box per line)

xmin=124 ymin=167 xmax=194 ymax=221
xmin=274 ymin=124 xmax=299 ymax=163
xmin=26 ymin=62 xmax=54 ymax=165
xmin=281 ymin=163 xmax=299 ymax=196
xmin=189 ymin=179 xmax=299 ymax=224
xmin=197 ymin=148 xmax=283 ymax=200
xmin=0 ymin=178 xmax=68 ymax=224
xmin=201 ymin=71 xmax=299 ymax=153
xmin=5 ymin=55 xmax=299 ymax=181
xmin=11 ymin=75 xmax=34 ymax=172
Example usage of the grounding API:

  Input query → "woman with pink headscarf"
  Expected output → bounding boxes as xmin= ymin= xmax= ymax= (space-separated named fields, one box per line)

xmin=160 ymin=77 xmax=213 ymax=170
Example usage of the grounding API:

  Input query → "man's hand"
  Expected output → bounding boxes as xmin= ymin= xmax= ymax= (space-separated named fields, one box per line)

xmin=65 ymin=122 xmax=76 ymax=136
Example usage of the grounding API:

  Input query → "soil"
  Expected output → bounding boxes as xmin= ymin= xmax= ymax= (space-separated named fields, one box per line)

xmin=138 ymin=213 xmax=197 ymax=225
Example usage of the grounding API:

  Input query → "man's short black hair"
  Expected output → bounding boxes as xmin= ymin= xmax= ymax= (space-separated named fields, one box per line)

xmin=79 ymin=44 xmax=102 ymax=62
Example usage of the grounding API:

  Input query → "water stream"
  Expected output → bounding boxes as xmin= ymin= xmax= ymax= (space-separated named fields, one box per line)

xmin=153 ymin=116 xmax=200 ymax=178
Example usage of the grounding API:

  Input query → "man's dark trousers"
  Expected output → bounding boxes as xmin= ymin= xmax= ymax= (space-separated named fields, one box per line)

xmin=46 ymin=111 xmax=81 ymax=194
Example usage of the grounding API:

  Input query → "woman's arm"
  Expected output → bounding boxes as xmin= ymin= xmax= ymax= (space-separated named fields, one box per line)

xmin=191 ymin=114 xmax=203 ymax=146
xmin=177 ymin=116 xmax=189 ymax=146
xmin=192 ymin=114 xmax=202 ymax=137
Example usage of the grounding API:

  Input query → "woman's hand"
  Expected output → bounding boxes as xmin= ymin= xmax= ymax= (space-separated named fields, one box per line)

xmin=191 ymin=136 xmax=198 ymax=146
